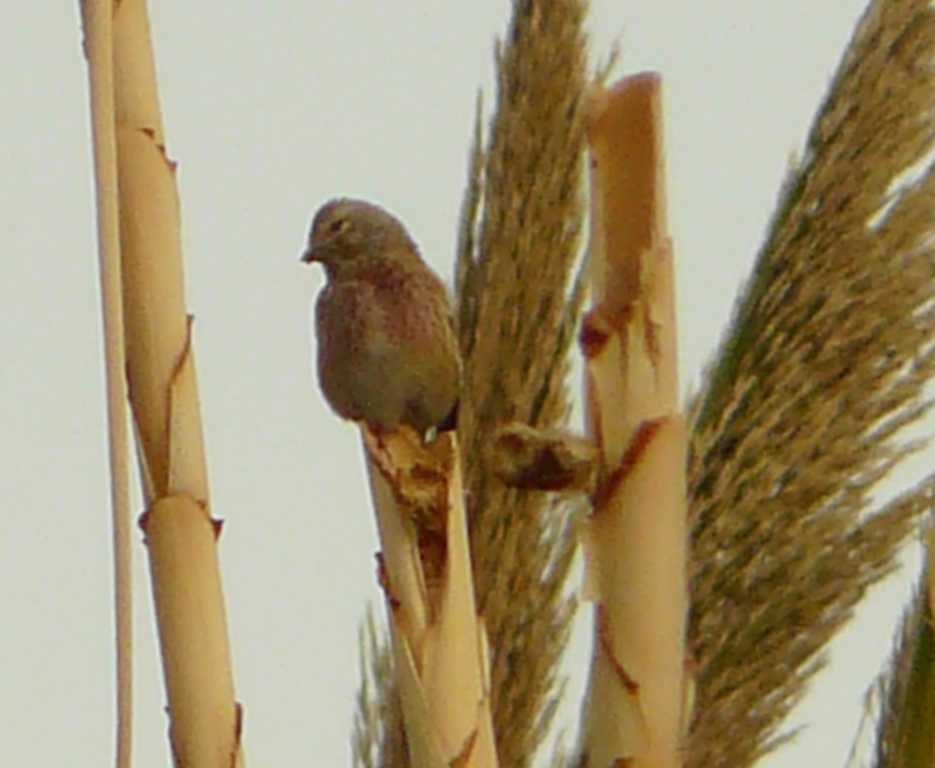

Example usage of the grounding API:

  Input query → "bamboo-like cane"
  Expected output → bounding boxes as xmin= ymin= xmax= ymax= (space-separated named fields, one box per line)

xmin=363 ymin=428 xmax=498 ymax=768
xmin=105 ymin=1 xmax=243 ymax=765
xmin=577 ymin=74 xmax=690 ymax=768
xmin=78 ymin=2 xmax=133 ymax=766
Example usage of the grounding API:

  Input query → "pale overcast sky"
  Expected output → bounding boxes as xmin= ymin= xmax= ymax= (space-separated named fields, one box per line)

xmin=2 ymin=1 xmax=919 ymax=767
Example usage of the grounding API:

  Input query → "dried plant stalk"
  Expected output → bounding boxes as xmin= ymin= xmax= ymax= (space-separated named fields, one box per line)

xmin=78 ymin=2 xmax=133 ymax=766
xmin=108 ymin=0 xmax=244 ymax=764
xmin=144 ymin=496 xmax=240 ymax=767
xmin=576 ymin=75 xmax=688 ymax=768
xmin=363 ymin=429 xmax=497 ymax=768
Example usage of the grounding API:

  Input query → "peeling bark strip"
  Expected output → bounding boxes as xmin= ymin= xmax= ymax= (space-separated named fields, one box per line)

xmin=578 ymin=75 xmax=689 ymax=768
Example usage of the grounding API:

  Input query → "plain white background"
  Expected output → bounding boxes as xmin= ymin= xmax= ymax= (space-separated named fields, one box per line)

xmin=1 ymin=1 xmax=921 ymax=766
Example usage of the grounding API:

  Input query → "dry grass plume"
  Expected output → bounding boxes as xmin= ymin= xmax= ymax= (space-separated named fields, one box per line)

xmin=456 ymin=2 xmax=588 ymax=765
xmin=686 ymin=1 xmax=935 ymax=765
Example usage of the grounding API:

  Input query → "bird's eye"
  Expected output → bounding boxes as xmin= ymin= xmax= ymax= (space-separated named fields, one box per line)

xmin=329 ymin=217 xmax=348 ymax=234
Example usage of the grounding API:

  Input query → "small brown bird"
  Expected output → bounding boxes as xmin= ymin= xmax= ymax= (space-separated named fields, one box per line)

xmin=301 ymin=198 xmax=460 ymax=436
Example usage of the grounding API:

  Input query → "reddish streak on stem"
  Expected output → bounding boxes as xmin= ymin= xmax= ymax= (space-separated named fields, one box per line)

xmin=592 ymin=417 xmax=664 ymax=510
xmin=375 ymin=552 xmax=401 ymax=610
xmin=597 ymin=604 xmax=639 ymax=695
xmin=579 ymin=308 xmax=612 ymax=359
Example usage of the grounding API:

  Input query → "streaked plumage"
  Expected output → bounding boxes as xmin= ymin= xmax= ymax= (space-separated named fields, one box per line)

xmin=301 ymin=198 xmax=460 ymax=435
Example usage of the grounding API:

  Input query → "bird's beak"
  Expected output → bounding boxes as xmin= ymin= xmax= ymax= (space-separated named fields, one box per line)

xmin=300 ymin=246 xmax=317 ymax=264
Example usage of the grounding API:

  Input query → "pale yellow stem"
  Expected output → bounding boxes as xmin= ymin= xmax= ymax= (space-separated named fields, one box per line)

xmin=110 ymin=0 xmax=243 ymax=764
xmin=363 ymin=429 xmax=498 ymax=768
xmin=145 ymin=496 xmax=239 ymax=768
xmin=78 ymin=1 xmax=133 ymax=766
xmin=578 ymin=74 xmax=690 ymax=768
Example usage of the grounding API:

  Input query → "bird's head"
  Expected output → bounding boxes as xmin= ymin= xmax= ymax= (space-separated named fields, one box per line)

xmin=301 ymin=198 xmax=416 ymax=280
